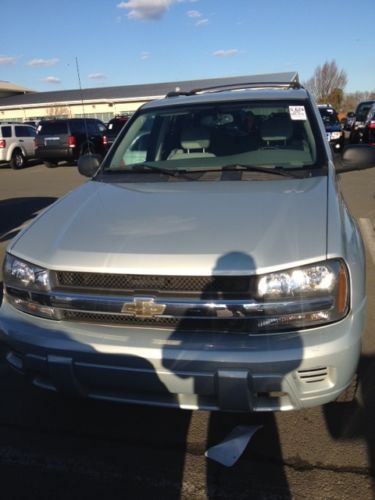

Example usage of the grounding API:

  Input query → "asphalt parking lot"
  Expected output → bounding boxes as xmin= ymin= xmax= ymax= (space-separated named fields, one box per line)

xmin=0 ymin=161 xmax=375 ymax=499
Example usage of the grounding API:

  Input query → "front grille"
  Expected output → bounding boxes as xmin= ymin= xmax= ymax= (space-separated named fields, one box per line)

xmin=54 ymin=271 xmax=253 ymax=297
xmin=61 ymin=310 xmax=258 ymax=333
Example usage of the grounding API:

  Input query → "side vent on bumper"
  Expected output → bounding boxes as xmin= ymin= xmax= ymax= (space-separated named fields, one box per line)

xmin=297 ymin=367 xmax=329 ymax=384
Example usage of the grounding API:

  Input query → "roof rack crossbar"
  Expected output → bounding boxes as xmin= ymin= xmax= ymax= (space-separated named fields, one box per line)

xmin=166 ymin=80 xmax=302 ymax=98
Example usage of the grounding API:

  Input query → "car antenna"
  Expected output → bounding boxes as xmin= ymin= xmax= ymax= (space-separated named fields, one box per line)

xmin=75 ymin=56 xmax=91 ymax=153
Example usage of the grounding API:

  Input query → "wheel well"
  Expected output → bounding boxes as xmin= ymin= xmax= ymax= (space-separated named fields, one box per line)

xmin=8 ymin=146 xmax=25 ymax=161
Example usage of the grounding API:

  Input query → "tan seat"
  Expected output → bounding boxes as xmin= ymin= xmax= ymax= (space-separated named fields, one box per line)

xmin=260 ymin=114 xmax=293 ymax=147
xmin=168 ymin=127 xmax=215 ymax=159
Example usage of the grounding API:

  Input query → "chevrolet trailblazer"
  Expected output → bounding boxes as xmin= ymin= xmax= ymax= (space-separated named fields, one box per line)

xmin=1 ymin=73 xmax=375 ymax=412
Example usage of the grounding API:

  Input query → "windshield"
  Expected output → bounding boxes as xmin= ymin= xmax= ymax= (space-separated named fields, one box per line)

xmin=37 ymin=121 xmax=68 ymax=135
xmin=318 ymin=107 xmax=339 ymax=125
xmin=356 ymin=102 xmax=374 ymax=121
xmin=103 ymin=100 xmax=324 ymax=177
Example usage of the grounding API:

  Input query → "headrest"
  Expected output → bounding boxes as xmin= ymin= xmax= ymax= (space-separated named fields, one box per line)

xmin=260 ymin=114 xmax=293 ymax=142
xmin=181 ymin=127 xmax=210 ymax=150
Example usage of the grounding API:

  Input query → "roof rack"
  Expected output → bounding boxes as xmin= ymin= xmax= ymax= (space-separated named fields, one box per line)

xmin=166 ymin=74 xmax=302 ymax=98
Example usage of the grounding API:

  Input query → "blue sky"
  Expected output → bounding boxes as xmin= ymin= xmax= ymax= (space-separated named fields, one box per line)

xmin=1 ymin=0 xmax=374 ymax=93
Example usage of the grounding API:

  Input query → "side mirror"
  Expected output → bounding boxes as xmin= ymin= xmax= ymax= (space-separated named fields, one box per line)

xmin=335 ymin=144 xmax=375 ymax=173
xmin=78 ymin=154 xmax=102 ymax=177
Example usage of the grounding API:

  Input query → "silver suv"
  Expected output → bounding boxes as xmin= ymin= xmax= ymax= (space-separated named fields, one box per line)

xmin=0 ymin=122 xmax=36 ymax=169
xmin=1 ymin=73 xmax=375 ymax=412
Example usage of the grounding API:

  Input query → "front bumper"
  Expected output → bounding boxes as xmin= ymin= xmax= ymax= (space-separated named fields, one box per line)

xmin=0 ymin=299 xmax=365 ymax=412
xmin=329 ymin=137 xmax=344 ymax=151
xmin=326 ymin=132 xmax=344 ymax=151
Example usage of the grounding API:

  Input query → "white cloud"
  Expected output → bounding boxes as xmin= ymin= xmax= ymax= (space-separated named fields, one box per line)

xmin=212 ymin=49 xmax=239 ymax=58
xmin=195 ymin=18 xmax=208 ymax=26
xmin=116 ymin=0 xmax=199 ymax=20
xmin=88 ymin=73 xmax=107 ymax=80
xmin=187 ymin=10 xmax=201 ymax=18
xmin=117 ymin=0 xmax=174 ymax=20
xmin=27 ymin=58 xmax=59 ymax=67
xmin=140 ymin=51 xmax=151 ymax=60
xmin=0 ymin=55 xmax=17 ymax=65
xmin=43 ymin=76 xmax=61 ymax=84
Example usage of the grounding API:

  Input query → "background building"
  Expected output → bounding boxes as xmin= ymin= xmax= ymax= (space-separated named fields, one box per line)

xmin=0 ymin=81 xmax=34 ymax=99
xmin=0 ymin=73 xmax=296 ymax=124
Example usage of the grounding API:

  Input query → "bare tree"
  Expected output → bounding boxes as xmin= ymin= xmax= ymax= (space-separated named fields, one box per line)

xmin=342 ymin=91 xmax=375 ymax=113
xmin=304 ymin=60 xmax=348 ymax=107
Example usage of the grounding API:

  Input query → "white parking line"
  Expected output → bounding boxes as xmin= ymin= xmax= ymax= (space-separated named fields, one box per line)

xmin=359 ymin=218 xmax=375 ymax=265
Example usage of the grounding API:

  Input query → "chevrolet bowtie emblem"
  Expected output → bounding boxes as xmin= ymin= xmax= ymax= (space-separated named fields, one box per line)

xmin=121 ymin=298 xmax=166 ymax=318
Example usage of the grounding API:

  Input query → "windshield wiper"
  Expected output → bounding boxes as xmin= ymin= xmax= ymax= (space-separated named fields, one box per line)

xmin=130 ymin=163 xmax=192 ymax=179
xmin=221 ymin=164 xmax=301 ymax=177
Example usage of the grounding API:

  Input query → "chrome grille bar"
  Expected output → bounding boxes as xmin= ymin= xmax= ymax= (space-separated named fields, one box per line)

xmin=7 ymin=288 xmax=334 ymax=320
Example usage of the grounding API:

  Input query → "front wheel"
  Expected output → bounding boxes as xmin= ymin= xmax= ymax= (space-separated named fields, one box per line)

xmin=335 ymin=374 xmax=358 ymax=403
xmin=10 ymin=149 xmax=25 ymax=169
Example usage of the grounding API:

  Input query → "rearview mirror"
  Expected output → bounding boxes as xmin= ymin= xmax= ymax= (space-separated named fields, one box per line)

xmin=335 ymin=145 xmax=375 ymax=173
xmin=78 ymin=154 xmax=102 ymax=177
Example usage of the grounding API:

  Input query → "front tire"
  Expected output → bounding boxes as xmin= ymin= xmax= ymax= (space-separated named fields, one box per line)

xmin=10 ymin=149 xmax=25 ymax=169
xmin=335 ymin=374 xmax=358 ymax=403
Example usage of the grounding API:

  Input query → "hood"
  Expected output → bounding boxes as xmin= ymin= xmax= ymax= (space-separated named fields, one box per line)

xmin=11 ymin=177 xmax=328 ymax=276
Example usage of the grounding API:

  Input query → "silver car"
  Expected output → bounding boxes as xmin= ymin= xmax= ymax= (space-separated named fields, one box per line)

xmin=1 ymin=74 xmax=375 ymax=411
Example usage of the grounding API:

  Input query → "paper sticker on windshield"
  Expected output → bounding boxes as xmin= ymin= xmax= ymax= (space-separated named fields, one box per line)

xmin=289 ymin=106 xmax=307 ymax=120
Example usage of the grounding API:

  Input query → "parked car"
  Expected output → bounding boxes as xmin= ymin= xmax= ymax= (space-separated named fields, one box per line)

xmin=317 ymin=104 xmax=344 ymax=152
xmin=1 ymin=74 xmax=375 ymax=412
xmin=362 ymin=102 xmax=375 ymax=147
xmin=349 ymin=100 xmax=375 ymax=144
xmin=0 ymin=122 xmax=36 ymax=169
xmin=34 ymin=118 xmax=107 ymax=167
xmin=105 ymin=115 xmax=130 ymax=148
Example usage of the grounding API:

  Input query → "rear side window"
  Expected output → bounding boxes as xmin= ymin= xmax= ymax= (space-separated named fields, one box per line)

xmin=16 ymin=126 xmax=36 ymax=137
xmin=37 ymin=122 xmax=68 ymax=135
xmin=1 ymin=126 xmax=11 ymax=138
xmin=97 ymin=121 xmax=106 ymax=133
xmin=27 ymin=126 xmax=36 ymax=137
xmin=15 ymin=126 xmax=33 ymax=137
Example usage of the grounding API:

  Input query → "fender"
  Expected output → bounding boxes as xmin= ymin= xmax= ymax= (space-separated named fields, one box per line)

xmin=6 ymin=142 xmax=28 ymax=162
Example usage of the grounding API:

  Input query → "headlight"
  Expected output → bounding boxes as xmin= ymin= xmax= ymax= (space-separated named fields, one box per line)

xmin=3 ymin=254 xmax=57 ymax=319
xmin=3 ymin=254 xmax=51 ymax=291
xmin=254 ymin=260 xmax=349 ymax=331
xmin=330 ymin=131 xmax=342 ymax=140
